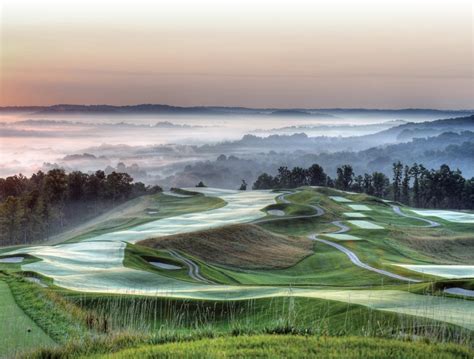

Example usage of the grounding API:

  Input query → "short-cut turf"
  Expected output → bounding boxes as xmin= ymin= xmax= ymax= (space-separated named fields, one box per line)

xmin=0 ymin=280 xmax=54 ymax=357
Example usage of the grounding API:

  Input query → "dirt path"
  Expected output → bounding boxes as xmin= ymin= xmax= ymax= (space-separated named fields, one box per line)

xmin=168 ymin=250 xmax=215 ymax=284
xmin=391 ymin=205 xmax=440 ymax=228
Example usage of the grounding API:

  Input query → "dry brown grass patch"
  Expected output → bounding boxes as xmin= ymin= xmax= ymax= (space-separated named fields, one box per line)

xmin=139 ymin=224 xmax=313 ymax=269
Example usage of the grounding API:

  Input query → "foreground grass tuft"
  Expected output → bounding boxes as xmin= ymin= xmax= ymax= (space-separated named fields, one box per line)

xmin=86 ymin=335 xmax=474 ymax=359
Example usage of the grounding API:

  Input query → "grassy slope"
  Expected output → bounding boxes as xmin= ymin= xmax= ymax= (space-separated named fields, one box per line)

xmin=0 ymin=279 xmax=54 ymax=358
xmin=50 ymin=192 xmax=226 ymax=244
xmin=139 ymin=224 xmax=313 ymax=269
xmin=90 ymin=335 xmax=473 ymax=359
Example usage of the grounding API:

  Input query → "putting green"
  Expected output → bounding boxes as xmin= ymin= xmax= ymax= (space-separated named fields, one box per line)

xmin=343 ymin=212 xmax=367 ymax=218
xmin=348 ymin=220 xmax=384 ymax=229
xmin=0 ymin=281 xmax=54 ymax=357
xmin=347 ymin=204 xmax=372 ymax=211
xmin=323 ymin=233 xmax=361 ymax=241
xmin=329 ymin=196 xmax=353 ymax=203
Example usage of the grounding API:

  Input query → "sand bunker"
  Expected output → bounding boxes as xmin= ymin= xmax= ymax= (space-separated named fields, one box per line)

xmin=267 ymin=209 xmax=285 ymax=216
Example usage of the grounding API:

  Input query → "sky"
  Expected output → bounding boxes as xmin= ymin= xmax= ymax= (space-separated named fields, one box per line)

xmin=0 ymin=0 xmax=473 ymax=109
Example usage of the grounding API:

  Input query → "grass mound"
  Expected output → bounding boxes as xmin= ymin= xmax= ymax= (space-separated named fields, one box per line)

xmin=139 ymin=224 xmax=313 ymax=269
xmin=89 ymin=335 xmax=473 ymax=359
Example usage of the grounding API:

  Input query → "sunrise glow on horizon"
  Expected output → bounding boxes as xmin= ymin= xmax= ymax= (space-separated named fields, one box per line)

xmin=1 ymin=0 xmax=473 ymax=108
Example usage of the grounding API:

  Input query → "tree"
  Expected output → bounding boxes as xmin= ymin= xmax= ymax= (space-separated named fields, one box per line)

xmin=353 ymin=175 xmax=364 ymax=193
xmin=253 ymin=173 xmax=276 ymax=189
xmin=401 ymin=165 xmax=410 ymax=205
xmin=410 ymin=163 xmax=421 ymax=207
xmin=392 ymin=161 xmax=403 ymax=202
xmin=239 ymin=179 xmax=248 ymax=191
xmin=106 ymin=172 xmax=133 ymax=203
xmin=68 ymin=171 xmax=87 ymax=201
xmin=290 ymin=167 xmax=307 ymax=188
xmin=372 ymin=172 xmax=390 ymax=198
xmin=44 ymin=169 xmax=68 ymax=227
xmin=196 ymin=181 xmax=207 ymax=188
xmin=363 ymin=173 xmax=374 ymax=195
xmin=276 ymin=166 xmax=292 ymax=188
xmin=335 ymin=165 xmax=354 ymax=190
xmin=307 ymin=164 xmax=327 ymax=186
xmin=0 ymin=196 xmax=24 ymax=244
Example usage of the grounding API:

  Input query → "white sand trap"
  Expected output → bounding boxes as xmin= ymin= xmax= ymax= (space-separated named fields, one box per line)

xmin=0 ymin=256 xmax=24 ymax=263
xmin=410 ymin=209 xmax=474 ymax=224
xmin=323 ymin=233 xmax=361 ymax=241
xmin=343 ymin=212 xmax=367 ymax=218
xmin=329 ymin=196 xmax=353 ymax=203
xmin=150 ymin=261 xmax=181 ymax=270
xmin=444 ymin=288 xmax=474 ymax=298
xmin=147 ymin=211 xmax=158 ymax=215
xmin=268 ymin=209 xmax=285 ymax=216
xmin=347 ymin=204 xmax=372 ymax=211
xmin=348 ymin=220 xmax=384 ymax=229
xmin=394 ymin=265 xmax=474 ymax=278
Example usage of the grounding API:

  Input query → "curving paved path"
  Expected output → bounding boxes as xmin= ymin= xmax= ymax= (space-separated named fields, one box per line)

xmin=310 ymin=232 xmax=421 ymax=283
xmin=391 ymin=205 xmax=440 ymax=228
xmin=254 ymin=193 xmax=420 ymax=282
xmin=168 ymin=250 xmax=215 ymax=284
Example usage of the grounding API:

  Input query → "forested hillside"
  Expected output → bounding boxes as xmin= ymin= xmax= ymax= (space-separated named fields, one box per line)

xmin=0 ymin=169 xmax=161 ymax=245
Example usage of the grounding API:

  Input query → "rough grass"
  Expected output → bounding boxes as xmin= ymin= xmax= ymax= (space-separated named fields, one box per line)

xmin=392 ymin=230 xmax=474 ymax=264
xmin=83 ymin=335 xmax=474 ymax=359
xmin=140 ymin=224 xmax=313 ymax=269
xmin=64 ymin=334 xmax=474 ymax=359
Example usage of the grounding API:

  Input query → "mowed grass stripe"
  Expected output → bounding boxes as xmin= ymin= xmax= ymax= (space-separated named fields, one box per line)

xmin=0 ymin=280 xmax=54 ymax=357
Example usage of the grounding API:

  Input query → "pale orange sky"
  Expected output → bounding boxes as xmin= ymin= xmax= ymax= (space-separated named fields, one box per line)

xmin=1 ymin=0 xmax=473 ymax=108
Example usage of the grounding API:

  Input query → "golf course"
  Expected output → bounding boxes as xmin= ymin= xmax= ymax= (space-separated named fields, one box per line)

xmin=0 ymin=187 xmax=473 ymax=358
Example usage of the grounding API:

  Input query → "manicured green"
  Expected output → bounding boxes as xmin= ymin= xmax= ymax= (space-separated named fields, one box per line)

xmin=0 ymin=280 xmax=54 ymax=358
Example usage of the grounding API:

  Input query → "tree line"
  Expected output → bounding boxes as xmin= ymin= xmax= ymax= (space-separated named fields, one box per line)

xmin=253 ymin=162 xmax=474 ymax=210
xmin=0 ymin=169 xmax=162 ymax=246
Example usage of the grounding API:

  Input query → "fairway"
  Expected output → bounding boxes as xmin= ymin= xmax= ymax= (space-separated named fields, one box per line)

xmin=0 ymin=280 xmax=54 ymax=357
xmin=394 ymin=264 xmax=474 ymax=278
xmin=411 ymin=209 xmax=474 ymax=223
